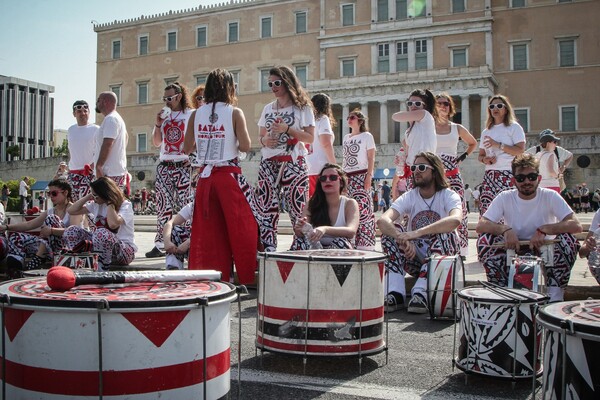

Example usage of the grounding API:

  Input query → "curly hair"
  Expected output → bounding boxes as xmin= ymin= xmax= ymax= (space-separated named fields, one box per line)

xmin=308 ymin=163 xmax=348 ymax=228
xmin=191 ymin=84 xmax=205 ymax=109
xmin=269 ymin=65 xmax=312 ymax=109
xmin=511 ymin=153 xmax=539 ymax=175
xmin=164 ymin=81 xmax=192 ymax=111
xmin=414 ymin=152 xmax=450 ymax=191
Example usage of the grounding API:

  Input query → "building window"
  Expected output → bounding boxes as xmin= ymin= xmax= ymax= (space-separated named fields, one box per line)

xmin=230 ymin=70 xmax=240 ymax=94
xmin=139 ymin=35 xmax=148 ymax=56
xmin=559 ymin=39 xmax=576 ymax=67
xmin=514 ymin=109 xmax=529 ymax=133
xmin=377 ymin=0 xmax=389 ymax=21
xmin=195 ymin=75 xmax=207 ymax=86
xmin=378 ymin=43 xmax=390 ymax=73
xmin=112 ymin=39 xmax=121 ymax=59
xmin=260 ymin=68 xmax=272 ymax=92
xmin=560 ymin=106 xmax=577 ymax=131
xmin=196 ymin=26 xmax=207 ymax=47
xmin=295 ymin=11 xmax=307 ymax=34
xmin=452 ymin=0 xmax=465 ymax=13
xmin=396 ymin=41 xmax=408 ymax=71
xmin=137 ymin=133 xmax=147 ymax=153
xmin=452 ymin=48 xmax=467 ymax=67
xmin=415 ymin=39 xmax=428 ymax=70
xmin=137 ymin=82 xmax=148 ymax=105
xmin=341 ymin=59 xmax=356 ymax=77
xmin=167 ymin=31 xmax=177 ymax=52
xmin=164 ymin=77 xmax=178 ymax=87
xmin=396 ymin=0 xmax=408 ymax=20
xmin=228 ymin=22 xmax=239 ymax=43
xmin=110 ymin=85 xmax=121 ymax=106
xmin=295 ymin=64 xmax=307 ymax=87
xmin=341 ymin=4 xmax=354 ymax=26
xmin=511 ymin=43 xmax=528 ymax=71
xmin=261 ymin=16 xmax=272 ymax=38
xmin=411 ymin=0 xmax=426 ymax=17
xmin=511 ymin=0 xmax=525 ymax=8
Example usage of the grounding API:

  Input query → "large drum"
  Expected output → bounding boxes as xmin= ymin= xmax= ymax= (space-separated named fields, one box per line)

xmin=257 ymin=249 xmax=387 ymax=356
xmin=0 ymin=277 xmax=236 ymax=400
xmin=538 ymin=300 xmax=600 ymax=399
xmin=426 ymin=255 xmax=465 ymax=319
xmin=455 ymin=286 xmax=548 ymax=379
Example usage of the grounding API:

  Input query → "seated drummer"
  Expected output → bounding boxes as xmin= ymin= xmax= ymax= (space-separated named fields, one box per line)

xmin=578 ymin=209 xmax=600 ymax=285
xmin=476 ymin=153 xmax=582 ymax=302
xmin=292 ymin=163 xmax=359 ymax=250
xmin=378 ymin=152 xmax=462 ymax=313
xmin=163 ymin=201 xmax=193 ymax=270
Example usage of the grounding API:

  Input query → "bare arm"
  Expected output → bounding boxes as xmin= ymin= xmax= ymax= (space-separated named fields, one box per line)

xmin=392 ymin=109 xmax=426 ymax=123
xmin=105 ymin=204 xmax=124 ymax=230
xmin=365 ymin=148 xmax=375 ymax=191
xmin=0 ymin=211 xmax=47 ymax=233
xmin=183 ymin=111 xmax=197 ymax=155
xmin=320 ymin=134 xmax=337 ymax=164
xmin=313 ymin=198 xmax=360 ymax=239
xmin=538 ymin=212 xmax=582 ymax=236
xmin=67 ymin=193 xmax=93 ymax=216
xmin=457 ymin=124 xmax=478 ymax=155
xmin=95 ymin=138 xmax=115 ymax=177
xmin=233 ymin=107 xmax=251 ymax=152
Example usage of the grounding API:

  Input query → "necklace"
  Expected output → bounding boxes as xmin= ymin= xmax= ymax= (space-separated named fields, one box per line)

xmin=420 ymin=191 xmax=436 ymax=211
xmin=170 ymin=109 xmax=183 ymax=121
xmin=275 ymin=99 xmax=291 ymax=113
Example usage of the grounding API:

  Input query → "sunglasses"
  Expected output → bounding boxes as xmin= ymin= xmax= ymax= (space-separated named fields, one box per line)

xmin=436 ymin=101 xmax=450 ymax=107
xmin=162 ymin=94 xmax=180 ymax=102
xmin=407 ymin=101 xmax=425 ymax=107
xmin=347 ymin=115 xmax=358 ymax=121
xmin=49 ymin=190 xmax=63 ymax=197
xmin=319 ymin=174 xmax=339 ymax=182
xmin=267 ymin=80 xmax=283 ymax=88
xmin=514 ymin=173 xmax=539 ymax=183
xmin=91 ymin=193 xmax=100 ymax=199
xmin=196 ymin=95 xmax=204 ymax=101
xmin=410 ymin=164 xmax=434 ymax=173
xmin=73 ymin=104 xmax=89 ymax=110
xmin=488 ymin=103 xmax=505 ymax=110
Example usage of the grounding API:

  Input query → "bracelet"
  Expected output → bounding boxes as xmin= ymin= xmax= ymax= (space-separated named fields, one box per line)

xmin=502 ymin=227 xmax=512 ymax=235
xmin=536 ymin=228 xmax=547 ymax=235
xmin=285 ymin=125 xmax=290 ymax=135
xmin=155 ymin=124 xmax=161 ymax=128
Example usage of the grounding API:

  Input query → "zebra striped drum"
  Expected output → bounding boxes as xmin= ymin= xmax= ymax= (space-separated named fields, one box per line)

xmin=257 ymin=249 xmax=387 ymax=356
xmin=538 ymin=300 xmax=600 ymax=399
xmin=0 ymin=277 xmax=236 ymax=400
xmin=426 ymin=255 xmax=465 ymax=319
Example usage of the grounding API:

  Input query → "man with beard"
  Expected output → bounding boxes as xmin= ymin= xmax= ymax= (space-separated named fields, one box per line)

xmin=476 ymin=153 xmax=581 ymax=302
xmin=378 ymin=152 xmax=462 ymax=313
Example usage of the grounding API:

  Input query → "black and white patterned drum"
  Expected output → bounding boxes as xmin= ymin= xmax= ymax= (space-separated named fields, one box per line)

xmin=538 ymin=300 xmax=600 ymax=399
xmin=54 ymin=252 xmax=99 ymax=270
xmin=455 ymin=286 xmax=548 ymax=379
xmin=0 ymin=277 xmax=236 ymax=399
xmin=426 ymin=255 xmax=465 ymax=319
xmin=257 ymin=249 xmax=387 ymax=356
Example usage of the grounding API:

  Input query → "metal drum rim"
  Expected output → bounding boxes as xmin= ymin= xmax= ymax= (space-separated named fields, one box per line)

xmin=538 ymin=301 xmax=600 ymax=340
xmin=457 ymin=286 xmax=548 ymax=304
xmin=257 ymin=249 xmax=387 ymax=263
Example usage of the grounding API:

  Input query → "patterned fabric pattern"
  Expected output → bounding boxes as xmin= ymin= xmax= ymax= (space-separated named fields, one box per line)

xmin=154 ymin=162 xmax=192 ymax=246
xmin=7 ymin=214 xmax=66 ymax=260
xmin=67 ymin=172 xmax=93 ymax=202
xmin=479 ymin=169 xmax=514 ymax=216
xmin=346 ymin=171 xmax=376 ymax=249
xmin=63 ymin=226 xmax=135 ymax=268
xmin=440 ymin=153 xmax=468 ymax=255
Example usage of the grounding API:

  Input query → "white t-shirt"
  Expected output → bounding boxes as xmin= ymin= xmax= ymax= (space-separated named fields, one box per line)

xmin=479 ymin=122 xmax=525 ymax=171
xmin=306 ymin=116 xmax=334 ymax=175
xmin=86 ymin=200 xmax=137 ymax=250
xmin=194 ymin=103 xmax=239 ymax=166
xmin=483 ymin=188 xmax=573 ymax=240
xmin=391 ymin=188 xmax=462 ymax=233
xmin=68 ymin=124 xmax=99 ymax=170
xmin=342 ymin=131 xmax=376 ymax=173
xmin=536 ymin=151 xmax=560 ymax=188
xmin=178 ymin=202 xmax=194 ymax=223
xmin=405 ymin=112 xmax=437 ymax=165
xmin=258 ymin=102 xmax=315 ymax=159
xmin=159 ymin=108 xmax=194 ymax=162
xmin=95 ymin=110 xmax=128 ymax=176
xmin=525 ymin=145 xmax=572 ymax=167
xmin=19 ymin=180 xmax=28 ymax=196
xmin=590 ymin=210 xmax=600 ymax=232
xmin=0 ymin=202 xmax=5 ymax=225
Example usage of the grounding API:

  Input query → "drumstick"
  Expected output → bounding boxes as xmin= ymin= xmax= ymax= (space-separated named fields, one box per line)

xmin=46 ymin=266 xmax=222 ymax=291
xmin=487 ymin=240 xmax=558 ymax=248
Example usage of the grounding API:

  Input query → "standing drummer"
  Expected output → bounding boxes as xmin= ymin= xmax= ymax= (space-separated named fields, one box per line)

xmin=378 ymin=152 xmax=462 ymax=313
xmin=476 ymin=153 xmax=582 ymax=302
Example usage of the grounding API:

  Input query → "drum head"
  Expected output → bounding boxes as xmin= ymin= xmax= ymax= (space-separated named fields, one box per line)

xmin=538 ymin=300 xmax=600 ymax=336
xmin=457 ymin=286 xmax=547 ymax=304
xmin=258 ymin=249 xmax=387 ymax=263
xmin=0 ymin=278 xmax=236 ymax=309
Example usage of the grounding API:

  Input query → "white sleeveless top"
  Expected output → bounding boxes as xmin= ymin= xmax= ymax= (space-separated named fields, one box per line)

xmin=320 ymin=196 xmax=349 ymax=246
xmin=48 ymin=206 xmax=81 ymax=227
xmin=436 ymin=123 xmax=459 ymax=157
xmin=194 ymin=102 xmax=239 ymax=166
xmin=536 ymin=150 xmax=560 ymax=188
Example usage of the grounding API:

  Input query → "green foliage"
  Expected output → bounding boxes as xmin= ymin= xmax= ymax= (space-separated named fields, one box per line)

xmin=54 ymin=139 xmax=70 ymax=157
xmin=7 ymin=197 xmax=20 ymax=212
xmin=6 ymin=145 xmax=20 ymax=160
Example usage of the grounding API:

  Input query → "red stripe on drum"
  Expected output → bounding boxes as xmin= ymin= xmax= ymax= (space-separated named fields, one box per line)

xmin=259 ymin=304 xmax=383 ymax=322
xmin=4 ymin=308 xmax=34 ymax=341
xmin=439 ymin=265 xmax=453 ymax=314
xmin=0 ymin=348 xmax=230 ymax=396
xmin=257 ymin=336 xmax=384 ymax=354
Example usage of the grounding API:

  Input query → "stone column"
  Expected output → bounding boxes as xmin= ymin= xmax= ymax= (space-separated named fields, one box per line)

xmin=360 ymin=102 xmax=369 ymax=120
xmin=480 ymin=96 xmax=489 ymax=134
xmin=461 ymin=95 xmax=470 ymax=132
xmin=379 ymin=100 xmax=388 ymax=144
xmin=341 ymin=103 xmax=350 ymax=136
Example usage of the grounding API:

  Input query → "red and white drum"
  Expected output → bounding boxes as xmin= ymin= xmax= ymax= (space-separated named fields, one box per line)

xmin=0 ymin=277 xmax=236 ymax=399
xmin=54 ymin=252 xmax=99 ymax=270
xmin=257 ymin=249 xmax=387 ymax=356
xmin=455 ymin=286 xmax=548 ymax=379
xmin=538 ymin=300 xmax=600 ymax=399
xmin=426 ymin=255 xmax=465 ymax=319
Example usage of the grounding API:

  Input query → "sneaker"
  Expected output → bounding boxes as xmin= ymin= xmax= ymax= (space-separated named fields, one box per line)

xmin=145 ymin=246 xmax=166 ymax=258
xmin=6 ymin=255 xmax=24 ymax=271
xmin=407 ymin=293 xmax=428 ymax=314
xmin=385 ymin=292 xmax=404 ymax=312
xmin=25 ymin=255 xmax=44 ymax=271
xmin=166 ymin=265 xmax=180 ymax=270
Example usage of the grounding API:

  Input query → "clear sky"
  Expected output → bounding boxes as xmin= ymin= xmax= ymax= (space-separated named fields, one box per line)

xmin=0 ymin=0 xmax=222 ymax=130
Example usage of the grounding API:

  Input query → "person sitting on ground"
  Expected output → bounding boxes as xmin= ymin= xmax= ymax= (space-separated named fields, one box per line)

xmin=292 ymin=163 xmax=359 ymax=250
xmin=163 ymin=201 xmax=193 ymax=270
xmin=578 ymin=208 xmax=600 ymax=285
xmin=378 ymin=152 xmax=462 ymax=313
xmin=0 ymin=180 xmax=83 ymax=275
xmin=64 ymin=177 xmax=136 ymax=271
xmin=476 ymin=153 xmax=582 ymax=302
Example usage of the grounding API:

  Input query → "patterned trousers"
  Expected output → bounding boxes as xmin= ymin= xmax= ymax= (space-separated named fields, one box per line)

xmin=477 ymin=232 xmax=579 ymax=288
xmin=154 ymin=162 xmax=192 ymax=248
xmin=7 ymin=214 xmax=66 ymax=261
xmin=165 ymin=224 xmax=191 ymax=270
xmin=346 ymin=170 xmax=376 ymax=250
xmin=382 ymin=224 xmax=460 ymax=298
xmin=290 ymin=236 xmax=353 ymax=250
xmin=440 ymin=154 xmax=469 ymax=256
xmin=255 ymin=157 xmax=308 ymax=252
xmin=479 ymin=169 xmax=514 ymax=216
xmin=63 ymin=226 xmax=136 ymax=270
xmin=67 ymin=172 xmax=93 ymax=202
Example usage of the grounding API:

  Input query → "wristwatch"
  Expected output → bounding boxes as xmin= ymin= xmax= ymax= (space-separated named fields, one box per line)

xmin=500 ymin=143 xmax=505 ymax=151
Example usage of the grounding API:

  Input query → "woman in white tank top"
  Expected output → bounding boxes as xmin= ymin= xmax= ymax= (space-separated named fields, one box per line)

xmin=292 ymin=164 xmax=359 ymax=249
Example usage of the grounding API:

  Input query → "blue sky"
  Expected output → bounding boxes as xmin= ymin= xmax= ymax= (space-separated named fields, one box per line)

xmin=0 ymin=0 xmax=221 ymax=130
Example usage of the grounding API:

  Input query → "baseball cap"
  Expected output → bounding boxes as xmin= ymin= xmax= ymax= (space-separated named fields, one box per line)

xmin=539 ymin=129 xmax=560 ymax=143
